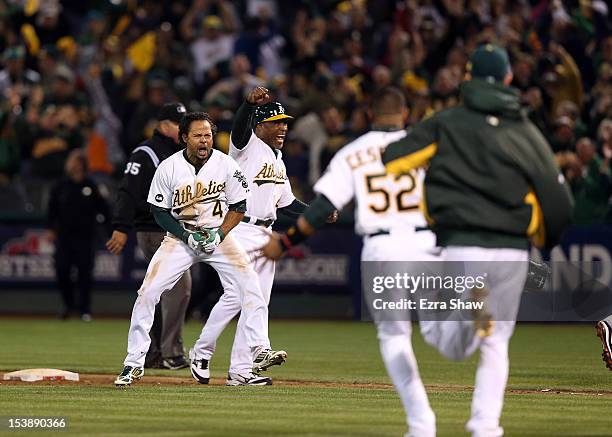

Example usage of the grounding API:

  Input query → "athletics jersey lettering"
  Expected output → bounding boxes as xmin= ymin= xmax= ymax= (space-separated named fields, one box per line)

xmin=252 ymin=163 xmax=289 ymax=186
xmin=253 ymin=163 xmax=276 ymax=185
xmin=275 ymin=168 xmax=288 ymax=185
xmin=172 ymin=180 xmax=226 ymax=208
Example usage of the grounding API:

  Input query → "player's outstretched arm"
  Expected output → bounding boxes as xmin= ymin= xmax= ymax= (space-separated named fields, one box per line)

xmin=382 ymin=116 xmax=437 ymax=175
xmin=277 ymin=198 xmax=339 ymax=223
xmin=261 ymin=195 xmax=337 ymax=260
xmin=231 ymin=86 xmax=272 ymax=149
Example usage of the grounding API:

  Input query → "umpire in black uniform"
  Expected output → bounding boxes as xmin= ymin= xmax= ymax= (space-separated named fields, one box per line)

xmin=106 ymin=103 xmax=191 ymax=370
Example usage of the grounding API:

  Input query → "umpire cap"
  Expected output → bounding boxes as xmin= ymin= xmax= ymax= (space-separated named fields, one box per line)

xmin=254 ymin=102 xmax=294 ymax=124
xmin=157 ymin=103 xmax=187 ymax=123
xmin=467 ymin=44 xmax=512 ymax=83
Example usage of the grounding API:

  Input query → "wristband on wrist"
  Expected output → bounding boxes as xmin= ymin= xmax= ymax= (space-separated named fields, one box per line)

xmin=279 ymin=233 xmax=293 ymax=251
xmin=218 ymin=228 xmax=226 ymax=241
xmin=285 ymin=225 xmax=308 ymax=247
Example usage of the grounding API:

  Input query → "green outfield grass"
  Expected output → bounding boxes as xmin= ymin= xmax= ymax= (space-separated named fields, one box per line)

xmin=0 ymin=319 xmax=609 ymax=436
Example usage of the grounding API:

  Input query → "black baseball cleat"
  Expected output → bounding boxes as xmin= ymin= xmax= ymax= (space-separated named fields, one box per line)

xmin=596 ymin=320 xmax=612 ymax=371
xmin=189 ymin=349 xmax=210 ymax=384
xmin=226 ymin=372 xmax=272 ymax=386
xmin=162 ymin=356 xmax=189 ymax=370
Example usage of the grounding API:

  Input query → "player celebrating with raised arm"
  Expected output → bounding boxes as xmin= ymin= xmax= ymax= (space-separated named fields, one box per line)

xmin=260 ymin=87 xmax=436 ymax=436
xmin=189 ymin=87 xmax=331 ymax=386
xmin=115 ymin=112 xmax=282 ymax=386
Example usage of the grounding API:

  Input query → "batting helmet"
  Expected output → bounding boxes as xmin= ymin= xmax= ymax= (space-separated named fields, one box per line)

xmin=253 ymin=102 xmax=294 ymax=124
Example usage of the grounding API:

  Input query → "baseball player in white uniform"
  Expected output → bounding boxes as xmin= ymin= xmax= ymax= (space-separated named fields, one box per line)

xmin=261 ymin=88 xmax=436 ymax=436
xmin=190 ymin=87 xmax=329 ymax=385
xmin=115 ymin=112 xmax=285 ymax=386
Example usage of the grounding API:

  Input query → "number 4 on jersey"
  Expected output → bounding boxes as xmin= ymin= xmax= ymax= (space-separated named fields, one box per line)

xmin=212 ymin=200 xmax=223 ymax=218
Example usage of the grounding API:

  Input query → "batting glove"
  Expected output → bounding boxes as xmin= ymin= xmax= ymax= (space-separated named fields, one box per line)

xmin=202 ymin=228 xmax=225 ymax=254
xmin=186 ymin=231 xmax=207 ymax=254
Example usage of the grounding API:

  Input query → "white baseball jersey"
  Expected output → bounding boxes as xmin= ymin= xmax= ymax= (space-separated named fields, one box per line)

xmin=314 ymin=129 xmax=426 ymax=236
xmin=230 ymin=131 xmax=295 ymax=221
xmin=148 ymin=149 xmax=250 ymax=229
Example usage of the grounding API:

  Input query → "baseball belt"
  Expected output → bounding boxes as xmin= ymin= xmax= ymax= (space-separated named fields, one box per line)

xmin=241 ymin=215 xmax=275 ymax=228
xmin=183 ymin=223 xmax=205 ymax=232
xmin=364 ymin=230 xmax=390 ymax=238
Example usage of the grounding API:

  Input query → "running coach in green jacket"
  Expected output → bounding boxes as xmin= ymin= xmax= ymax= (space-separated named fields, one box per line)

xmin=383 ymin=44 xmax=573 ymax=437
xmin=383 ymin=45 xmax=572 ymax=252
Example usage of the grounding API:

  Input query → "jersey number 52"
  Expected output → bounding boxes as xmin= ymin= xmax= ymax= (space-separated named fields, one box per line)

xmin=365 ymin=173 xmax=418 ymax=213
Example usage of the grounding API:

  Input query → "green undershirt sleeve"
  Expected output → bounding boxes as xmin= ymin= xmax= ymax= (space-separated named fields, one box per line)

xmin=302 ymin=195 xmax=336 ymax=230
xmin=151 ymin=205 xmax=188 ymax=242
xmin=277 ymin=198 xmax=309 ymax=218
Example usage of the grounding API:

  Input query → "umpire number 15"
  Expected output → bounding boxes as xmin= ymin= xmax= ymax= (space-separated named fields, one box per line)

xmin=366 ymin=173 xmax=418 ymax=213
xmin=124 ymin=162 xmax=141 ymax=175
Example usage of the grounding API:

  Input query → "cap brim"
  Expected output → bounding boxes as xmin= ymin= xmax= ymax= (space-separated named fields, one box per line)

xmin=260 ymin=114 xmax=294 ymax=123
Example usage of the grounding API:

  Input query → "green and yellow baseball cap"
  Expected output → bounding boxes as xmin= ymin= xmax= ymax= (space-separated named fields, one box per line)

xmin=254 ymin=102 xmax=294 ymax=124
xmin=466 ymin=44 xmax=512 ymax=83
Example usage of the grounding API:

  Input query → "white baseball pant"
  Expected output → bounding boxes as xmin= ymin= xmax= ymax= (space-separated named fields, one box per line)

xmin=123 ymin=233 xmax=269 ymax=368
xmin=419 ymin=246 xmax=528 ymax=437
xmin=192 ymin=222 xmax=274 ymax=372
xmin=363 ymin=228 xmax=438 ymax=437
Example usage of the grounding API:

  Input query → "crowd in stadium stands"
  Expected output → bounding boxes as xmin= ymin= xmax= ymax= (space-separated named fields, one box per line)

xmin=0 ymin=0 xmax=611 ymax=224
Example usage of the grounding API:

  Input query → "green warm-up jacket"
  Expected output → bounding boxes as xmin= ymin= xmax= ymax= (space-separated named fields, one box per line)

xmin=382 ymin=78 xmax=573 ymax=250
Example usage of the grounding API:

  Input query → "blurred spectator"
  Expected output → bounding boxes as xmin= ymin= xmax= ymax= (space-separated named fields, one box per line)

xmin=371 ymin=64 xmax=393 ymax=91
xmin=562 ymin=137 xmax=612 ymax=224
xmin=539 ymin=42 xmax=583 ymax=119
xmin=234 ymin=15 xmax=285 ymax=78
xmin=46 ymin=149 xmax=109 ymax=320
xmin=430 ymin=66 xmax=461 ymax=112
xmin=84 ymin=63 xmax=123 ymax=173
xmin=293 ymin=104 xmax=347 ymax=184
xmin=34 ymin=0 xmax=71 ymax=46
xmin=0 ymin=106 xmax=20 ymax=183
xmin=282 ymin=135 xmax=310 ymax=201
xmin=318 ymin=106 xmax=350 ymax=176
xmin=181 ymin=0 xmax=238 ymax=90
xmin=549 ymin=115 xmax=577 ymax=153
xmin=26 ymin=101 xmax=86 ymax=179
xmin=202 ymin=94 xmax=233 ymax=134
xmin=0 ymin=46 xmax=40 ymax=97
xmin=125 ymin=75 xmax=170 ymax=150
xmin=555 ymin=100 xmax=588 ymax=139
xmin=204 ymin=54 xmax=265 ymax=110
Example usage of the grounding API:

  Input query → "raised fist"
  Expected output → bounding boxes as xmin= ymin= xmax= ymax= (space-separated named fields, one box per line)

xmin=247 ymin=87 xmax=271 ymax=105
